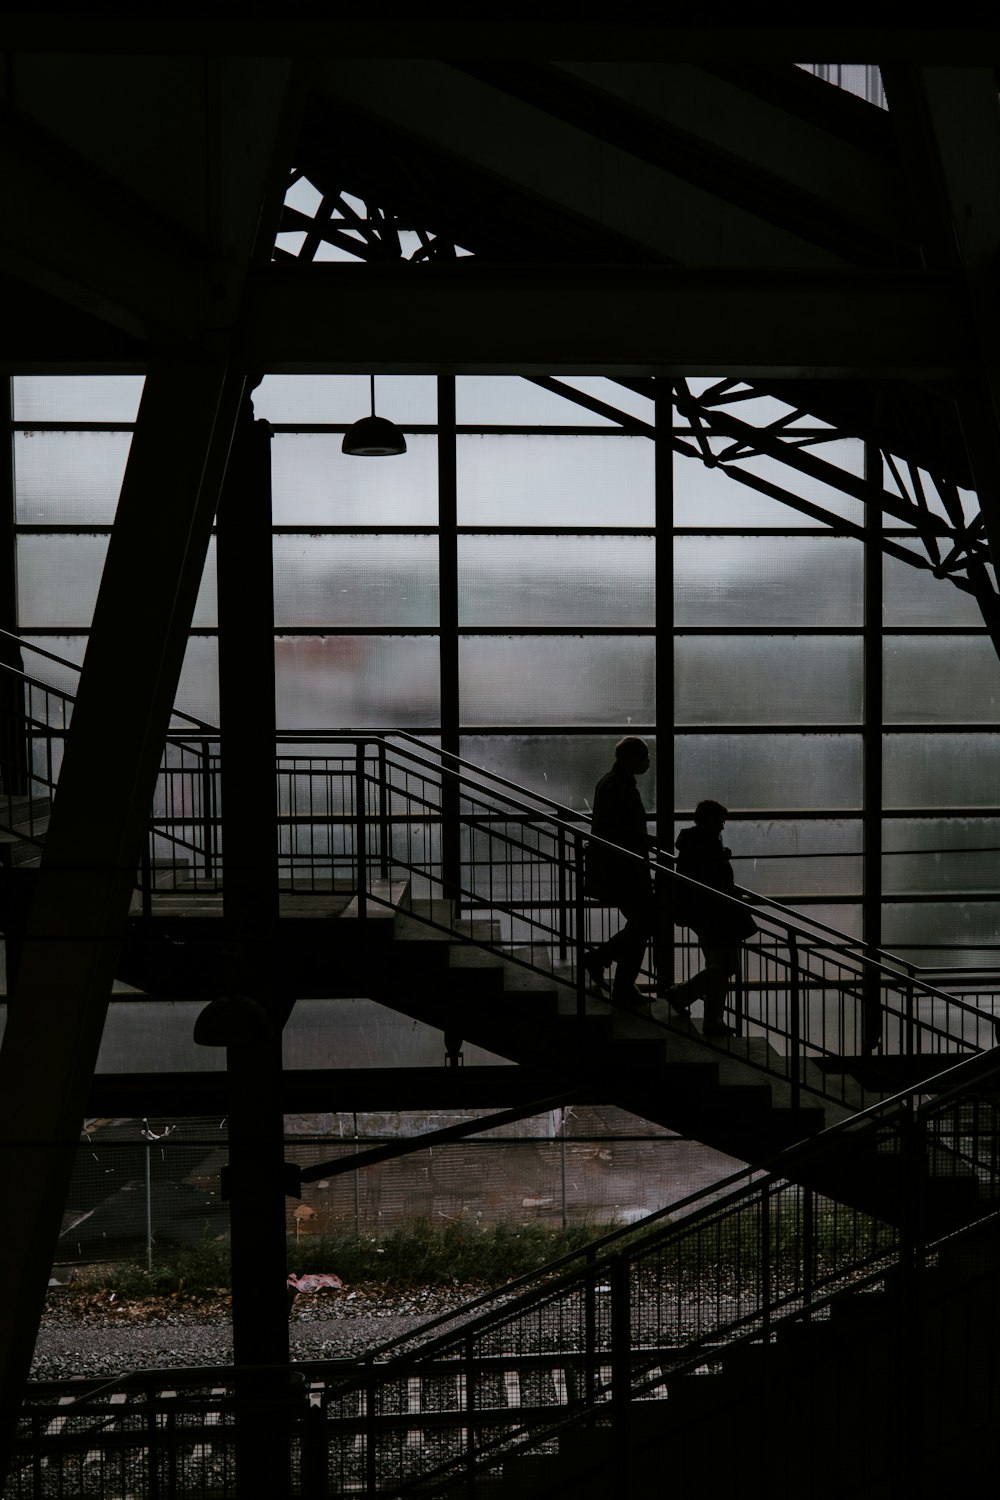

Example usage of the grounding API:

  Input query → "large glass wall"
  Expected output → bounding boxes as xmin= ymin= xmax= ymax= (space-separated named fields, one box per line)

xmin=7 ymin=374 xmax=998 ymax=969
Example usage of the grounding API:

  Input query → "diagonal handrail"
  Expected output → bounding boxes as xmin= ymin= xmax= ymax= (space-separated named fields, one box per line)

xmin=0 ymin=642 xmax=995 ymax=1110
xmin=18 ymin=1053 xmax=996 ymax=1496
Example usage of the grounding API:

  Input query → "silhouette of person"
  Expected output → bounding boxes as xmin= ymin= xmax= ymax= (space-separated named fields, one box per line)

xmin=669 ymin=799 xmax=756 ymax=1036
xmin=584 ymin=736 xmax=656 ymax=1008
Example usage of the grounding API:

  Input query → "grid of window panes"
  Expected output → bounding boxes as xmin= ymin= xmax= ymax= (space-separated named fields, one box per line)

xmin=7 ymin=374 xmax=998 ymax=968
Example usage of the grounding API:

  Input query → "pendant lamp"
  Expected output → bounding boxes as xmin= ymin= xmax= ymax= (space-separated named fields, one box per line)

xmin=341 ymin=376 xmax=407 ymax=456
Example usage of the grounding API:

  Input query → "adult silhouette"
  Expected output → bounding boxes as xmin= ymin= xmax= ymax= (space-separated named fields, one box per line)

xmin=669 ymin=799 xmax=756 ymax=1036
xmin=584 ymin=736 xmax=656 ymax=1008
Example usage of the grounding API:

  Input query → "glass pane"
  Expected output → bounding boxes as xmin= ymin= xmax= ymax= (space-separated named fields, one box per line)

xmin=674 ymin=441 xmax=864 ymax=528
xmin=461 ymin=734 xmax=657 ymax=814
xmin=674 ymin=536 xmax=863 ymax=626
xmin=456 ymin=376 xmax=621 ymax=427
xmin=17 ymin=535 xmax=216 ymax=629
xmin=721 ymin=819 xmax=863 ymax=898
xmin=270 ymin=434 xmax=437 ymax=525
xmin=675 ymin=734 xmax=862 ymax=810
xmin=12 ymin=375 xmax=144 ymax=423
xmin=884 ymin=733 xmax=1000 ymax=808
xmin=883 ymin=818 xmax=1000 ymax=895
xmin=20 ymin=635 xmax=83 ymax=695
xmin=458 ymin=535 xmax=654 ymax=626
xmin=675 ymin=636 xmax=862 ymax=724
xmin=17 ymin=535 xmax=106 ymax=627
xmin=176 ymin=636 xmax=219 ymax=725
xmin=882 ymin=553 xmax=985 ymax=626
xmin=459 ymin=636 xmax=654 ymax=726
xmin=254 ymin=375 xmax=437 ymax=424
xmin=273 ymin=535 xmax=438 ymax=627
xmin=274 ymin=635 xmax=440 ymax=728
xmin=881 ymin=902 xmax=1000 ymax=967
xmin=883 ymin=637 xmax=1000 ymax=723
xmin=457 ymin=435 xmax=653 ymax=526
xmin=14 ymin=431 xmax=132 ymax=524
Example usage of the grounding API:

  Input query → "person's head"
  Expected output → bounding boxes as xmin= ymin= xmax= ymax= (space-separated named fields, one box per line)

xmin=694 ymin=799 xmax=728 ymax=834
xmin=614 ymin=736 xmax=650 ymax=775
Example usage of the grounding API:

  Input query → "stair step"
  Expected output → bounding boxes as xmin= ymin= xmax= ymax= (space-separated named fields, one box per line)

xmin=342 ymin=880 xmax=409 ymax=919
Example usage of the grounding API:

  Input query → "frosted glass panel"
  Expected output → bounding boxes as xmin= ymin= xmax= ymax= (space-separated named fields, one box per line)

xmin=676 ymin=734 xmax=862 ymax=810
xmin=176 ymin=636 xmax=219 ymax=725
xmin=882 ymin=554 xmax=984 ymax=626
xmin=674 ymin=441 xmax=864 ymax=527
xmin=14 ymin=431 xmax=131 ymax=524
xmin=17 ymin=536 xmax=216 ymax=629
xmin=13 ymin=375 xmax=144 ymax=423
xmin=458 ymin=535 xmax=654 ymax=626
xmin=456 ymin=377 xmax=621 ymax=426
xmin=461 ymin=734 xmax=657 ymax=813
xmin=459 ymin=637 xmax=654 ymax=726
xmin=270 ymin=434 xmax=437 ymax=525
xmin=675 ymin=636 xmax=862 ymax=724
xmin=457 ymin=436 xmax=653 ymax=525
xmin=674 ymin=536 xmax=863 ymax=625
xmin=275 ymin=635 xmax=439 ymax=728
xmin=17 ymin=535 xmax=106 ymax=626
xmin=883 ymin=734 xmax=1000 ymax=808
xmin=254 ymin=375 xmax=437 ymax=424
xmin=21 ymin=636 xmax=83 ymax=694
xmin=721 ymin=819 xmax=863 ymax=898
xmin=881 ymin=902 xmax=1000 ymax=966
xmin=883 ymin=637 xmax=1000 ymax=723
xmin=273 ymin=536 xmax=438 ymax=626
xmin=882 ymin=819 xmax=1000 ymax=895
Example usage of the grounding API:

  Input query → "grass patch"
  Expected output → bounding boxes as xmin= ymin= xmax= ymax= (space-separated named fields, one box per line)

xmin=61 ymin=1220 xmax=613 ymax=1301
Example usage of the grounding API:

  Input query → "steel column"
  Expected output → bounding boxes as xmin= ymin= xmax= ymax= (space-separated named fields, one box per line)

xmin=0 ymin=358 xmax=244 ymax=1478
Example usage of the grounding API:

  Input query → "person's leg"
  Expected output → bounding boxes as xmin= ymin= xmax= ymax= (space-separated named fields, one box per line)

xmin=607 ymin=887 xmax=655 ymax=1000
xmin=700 ymin=942 xmax=741 ymax=1029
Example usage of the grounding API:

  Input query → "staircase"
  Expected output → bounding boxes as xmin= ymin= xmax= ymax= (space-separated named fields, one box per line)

xmin=9 ymin=1055 xmax=999 ymax=1498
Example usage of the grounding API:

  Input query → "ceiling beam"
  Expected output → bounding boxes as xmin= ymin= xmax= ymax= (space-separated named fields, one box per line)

xmin=314 ymin=59 xmax=848 ymax=269
xmin=243 ymin=264 xmax=975 ymax=379
xmin=0 ymin=104 xmax=205 ymax=342
xmin=0 ymin=16 xmax=997 ymax=63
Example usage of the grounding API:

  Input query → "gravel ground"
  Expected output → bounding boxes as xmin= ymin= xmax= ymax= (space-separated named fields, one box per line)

xmin=32 ymin=1285 xmax=485 ymax=1382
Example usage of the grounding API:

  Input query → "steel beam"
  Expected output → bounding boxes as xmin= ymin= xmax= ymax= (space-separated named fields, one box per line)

xmin=244 ymin=263 xmax=975 ymax=379
xmin=882 ymin=66 xmax=1000 ymax=600
xmin=0 ymin=358 xmax=245 ymax=1474
xmin=315 ymin=59 xmax=847 ymax=269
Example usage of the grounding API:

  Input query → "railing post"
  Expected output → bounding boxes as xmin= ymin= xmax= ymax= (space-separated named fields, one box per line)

xmin=584 ymin=1247 xmax=597 ymax=1415
xmin=377 ymin=739 xmax=390 ymax=881
xmin=788 ymin=931 xmax=801 ymax=1113
xmin=200 ymin=738 xmax=214 ymax=880
xmin=904 ymin=968 xmax=916 ymax=1058
xmin=802 ymin=1184 xmax=814 ymax=1310
xmin=610 ymin=1254 xmax=631 ymax=1480
xmin=557 ymin=824 xmax=569 ymax=963
xmin=355 ymin=743 xmax=367 ymax=920
xmin=897 ymin=1096 xmax=923 ymax=1492
xmin=574 ymin=831 xmax=587 ymax=1023
xmin=140 ymin=836 xmax=153 ymax=923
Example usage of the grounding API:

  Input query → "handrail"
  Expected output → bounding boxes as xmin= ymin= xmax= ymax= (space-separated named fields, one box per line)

xmin=0 ymin=626 xmax=217 ymax=732
xmin=306 ymin=1046 xmax=1000 ymax=1374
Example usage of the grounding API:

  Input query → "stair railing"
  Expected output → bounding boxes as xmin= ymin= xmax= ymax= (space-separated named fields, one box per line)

xmin=0 ymin=637 xmax=994 ymax=1113
xmin=272 ymin=731 xmax=996 ymax=1112
xmin=13 ymin=1052 xmax=999 ymax=1497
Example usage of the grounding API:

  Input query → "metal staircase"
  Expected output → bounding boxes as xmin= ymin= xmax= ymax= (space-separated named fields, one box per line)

xmin=7 ymin=1053 xmax=1000 ymax=1498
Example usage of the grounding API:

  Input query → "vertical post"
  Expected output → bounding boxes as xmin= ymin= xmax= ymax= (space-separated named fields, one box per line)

xmin=584 ymin=1247 xmax=597 ymax=1414
xmin=789 ymin=931 xmax=801 ymax=1112
xmin=610 ymin=1254 xmax=631 ymax=1480
xmin=215 ymin=403 xmax=291 ymax=1499
xmin=761 ymin=1187 xmax=772 ymax=1344
xmin=654 ymin=381 xmax=675 ymax=992
xmin=377 ymin=738 xmax=389 ymax=880
xmin=144 ymin=1127 xmax=153 ymax=1275
xmin=0 ymin=378 xmax=25 ymax=800
xmin=574 ymin=830 xmax=587 ymax=1022
xmin=355 ymin=742 xmax=368 ymax=919
xmin=557 ymin=824 xmax=568 ymax=963
xmin=802 ymin=1184 xmax=814 ymax=1308
xmin=862 ymin=440 xmax=884 ymax=1055
xmin=201 ymin=738 xmax=215 ymax=879
xmin=437 ymin=376 xmax=460 ymax=903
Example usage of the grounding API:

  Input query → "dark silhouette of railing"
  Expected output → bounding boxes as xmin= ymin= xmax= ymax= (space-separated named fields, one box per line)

xmin=9 ymin=1054 xmax=999 ymax=1497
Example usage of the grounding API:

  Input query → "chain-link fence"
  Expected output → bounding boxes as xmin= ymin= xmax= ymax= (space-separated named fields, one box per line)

xmin=61 ymin=1110 xmax=733 ymax=1267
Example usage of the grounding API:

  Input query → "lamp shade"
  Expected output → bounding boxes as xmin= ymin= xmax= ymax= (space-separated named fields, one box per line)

xmin=341 ymin=414 xmax=407 ymax=457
